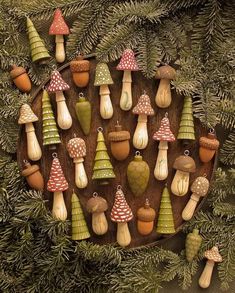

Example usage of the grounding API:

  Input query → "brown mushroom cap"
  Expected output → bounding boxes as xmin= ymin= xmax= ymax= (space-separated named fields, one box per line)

xmin=204 ymin=246 xmax=222 ymax=262
xmin=86 ymin=196 xmax=108 ymax=213
xmin=191 ymin=176 xmax=209 ymax=196
xmin=199 ymin=133 xmax=220 ymax=150
xmin=173 ymin=155 xmax=196 ymax=173
xmin=18 ymin=104 xmax=38 ymax=124
xmin=108 ymin=123 xmax=130 ymax=141
xmin=155 ymin=65 xmax=176 ymax=80
xmin=132 ymin=93 xmax=155 ymax=116
xmin=67 ymin=137 xmax=86 ymax=159
xmin=137 ymin=199 xmax=156 ymax=221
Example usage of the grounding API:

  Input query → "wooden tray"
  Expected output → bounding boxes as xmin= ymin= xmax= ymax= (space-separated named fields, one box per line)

xmin=17 ymin=58 xmax=217 ymax=248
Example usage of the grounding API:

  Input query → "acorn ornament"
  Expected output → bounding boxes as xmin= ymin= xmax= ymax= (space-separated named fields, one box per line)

xmin=137 ymin=199 xmax=156 ymax=235
xmin=127 ymin=151 xmax=150 ymax=197
xmin=199 ymin=130 xmax=219 ymax=163
xmin=70 ymin=55 xmax=90 ymax=87
xmin=75 ymin=93 xmax=91 ymax=135
xmin=21 ymin=160 xmax=44 ymax=191
xmin=185 ymin=229 xmax=202 ymax=262
xmin=108 ymin=121 xmax=130 ymax=161
xmin=10 ymin=65 xmax=31 ymax=93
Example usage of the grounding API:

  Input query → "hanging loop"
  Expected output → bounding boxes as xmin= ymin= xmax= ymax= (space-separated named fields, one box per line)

xmin=93 ymin=192 xmax=98 ymax=197
xmin=52 ymin=152 xmax=57 ymax=158
xmin=97 ymin=127 xmax=103 ymax=132
xmin=79 ymin=92 xmax=84 ymax=98
xmin=117 ymin=185 xmax=122 ymax=190
xmin=184 ymin=150 xmax=190 ymax=156
xmin=135 ymin=151 xmax=141 ymax=156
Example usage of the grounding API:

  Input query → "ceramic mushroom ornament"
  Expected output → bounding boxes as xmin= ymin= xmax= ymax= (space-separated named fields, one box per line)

xmin=132 ymin=92 xmax=154 ymax=149
xmin=111 ymin=186 xmax=133 ymax=247
xmin=116 ymin=49 xmax=139 ymax=111
xmin=49 ymin=8 xmax=69 ymax=63
xmin=47 ymin=70 xmax=72 ymax=130
xmin=18 ymin=104 xmax=42 ymax=161
xmin=66 ymin=136 xmax=88 ymax=189
xmin=153 ymin=113 xmax=175 ymax=180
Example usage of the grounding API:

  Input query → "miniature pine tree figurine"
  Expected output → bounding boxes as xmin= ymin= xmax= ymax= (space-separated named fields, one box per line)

xmin=156 ymin=186 xmax=175 ymax=234
xmin=177 ymin=96 xmax=195 ymax=144
xmin=42 ymin=89 xmax=61 ymax=148
xmin=92 ymin=127 xmax=115 ymax=185
xmin=71 ymin=191 xmax=90 ymax=241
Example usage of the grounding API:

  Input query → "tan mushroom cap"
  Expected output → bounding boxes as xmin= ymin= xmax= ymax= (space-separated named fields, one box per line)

xmin=173 ymin=155 xmax=196 ymax=173
xmin=86 ymin=196 xmax=108 ymax=213
xmin=204 ymin=246 xmax=222 ymax=262
xmin=155 ymin=65 xmax=176 ymax=80
xmin=67 ymin=137 xmax=86 ymax=159
xmin=191 ymin=176 xmax=209 ymax=196
xmin=18 ymin=104 xmax=38 ymax=124
xmin=132 ymin=93 xmax=155 ymax=116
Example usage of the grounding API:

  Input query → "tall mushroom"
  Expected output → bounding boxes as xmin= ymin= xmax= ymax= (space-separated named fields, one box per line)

xmin=199 ymin=246 xmax=222 ymax=288
xmin=66 ymin=137 xmax=88 ymax=189
xmin=111 ymin=186 xmax=133 ymax=247
xmin=132 ymin=92 xmax=154 ymax=149
xmin=49 ymin=8 xmax=69 ymax=63
xmin=116 ymin=49 xmax=139 ymax=111
xmin=47 ymin=70 xmax=72 ymax=130
xmin=155 ymin=65 xmax=176 ymax=108
xmin=47 ymin=153 xmax=68 ymax=220
xmin=18 ymin=104 xmax=42 ymax=161
xmin=94 ymin=62 xmax=114 ymax=119
xmin=153 ymin=113 xmax=175 ymax=180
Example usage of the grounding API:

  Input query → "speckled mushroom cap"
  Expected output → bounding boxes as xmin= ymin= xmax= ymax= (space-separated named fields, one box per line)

xmin=111 ymin=188 xmax=133 ymax=223
xmin=173 ymin=155 xmax=196 ymax=173
xmin=47 ymin=70 xmax=70 ymax=92
xmin=94 ymin=62 xmax=113 ymax=86
xmin=204 ymin=246 xmax=222 ymax=262
xmin=18 ymin=104 xmax=38 ymax=124
xmin=49 ymin=8 xmax=69 ymax=35
xmin=70 ymin=55 xmax=90 ymax=72
xmin=191 ymin=176 xmax=209 ymax=196
xmin=155 ymin=65 xmax=176 ymax=80
xmin=47 ymin=156 xmax=68 ymax=192
xmin=86 ymin=195 xmax=108 ymax=213
xmin=132 ymin=93 xmax=155 ymax=116
xmin=199 ymin=133 xmax=220 ymax=150
xmin=116 ymin=49 xmax=139 ymax=71
xmin=153 ymin=115 xmax=175 ymax=142
xmin=67 ymin=137 xmax=86 ymax=159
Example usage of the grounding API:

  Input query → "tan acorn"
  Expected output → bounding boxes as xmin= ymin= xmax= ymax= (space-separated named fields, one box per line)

xmin=10 ymin=65 xmax=31 ymax=93
xmin=70 ymin=54 xmax=90 ymax=87
xmin=137 ymin=199 xmax=156 ymax=235
xmin=21 ymin=160 xmax=44 ymax=191
xmin=199 ymin=131 xmax=219 ymax=163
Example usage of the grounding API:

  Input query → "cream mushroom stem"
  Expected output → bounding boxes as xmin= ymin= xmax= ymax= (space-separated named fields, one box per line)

xmin=99 ymin=84 xmax=113 ymax=119
xmin=171 ymin=170 xmax=190 ymax=196
xmin=52 ymin=191 xmax=67 ymax=220
xmin=92 ymin=212 xmax=108 ymax=235
xmin=199 ymin=259 xmax=215 ymax=289
xmin=155 ymin=78 xmax=172 ymax=108
xmin=117 ymin=222 xmax=131 ymax=247
xmin=55 ymin=35 xmax=65 ymax=63
xmin=25 ymin=122 xmax=42 ymax=161
xmin=182 ymin=193 xmax=202 ymax=221
xmin=55 ymin=91 xmax=72 ymax=130
xmin=154 ymin=140 xmax=169 ymax=180
xmin=74 ymin=157 xmax=88 ymax=189
xmin=133 ymin=114 xmax=148 ymax=149
xmin=120 ymin=70 xmax=132 ymax=111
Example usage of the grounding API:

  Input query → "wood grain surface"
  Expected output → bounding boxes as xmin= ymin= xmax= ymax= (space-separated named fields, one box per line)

xmin=17 ymin=58 xmax=216 ymax=248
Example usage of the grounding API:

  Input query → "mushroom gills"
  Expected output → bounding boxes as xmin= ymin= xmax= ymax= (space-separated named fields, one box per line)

xmin=120 ymin=70 xmax=132 ymax=111
xmin=117 ymin=222 xmax=131 ymax=247
xmin=92 ymin=212 xmax=108 ymax=235
xmin=171 ymin=170 xmax=189 ymax=196
xmin=55 ymin=91 xmax=72 ymax=129
xmin=99 ymin=84 xmax=113 ymax=119
xmin=154 ymin=140 xmax=169 ymax=180
xmin=74 ymin=159 xmax=88 ymax=189
xmin=155 ymin=78 xmax=172 ymax=108
xmin=25 ymin=122 xmax=42 ymax=161
xmin=55 ymin=35 xmax=65 ymax=63
xmin=52 ymin=191 xmax=67 ymax=220
xmin=133 ymin=114 xmax=148 ymax=149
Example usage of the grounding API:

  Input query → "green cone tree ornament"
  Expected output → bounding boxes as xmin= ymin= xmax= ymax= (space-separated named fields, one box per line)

xmin=75 ymin=93 xmax=91 ymax=135
xmin=71 ymin=191 xmax=90 ymax=241
xmin=127 ymin=151 xmax=150 ymax=197
xmin=42 ymin=89 xmax=61 ymax=147
xmin=185 ymin=229 xmax=202 ymax=262
xmin=26 ymin=17 xmax=51 ymax=64
xmin=156 ymin=186 xmax=175 ymax=234
xmin=92 ymin=128 xmax=115 ymax=185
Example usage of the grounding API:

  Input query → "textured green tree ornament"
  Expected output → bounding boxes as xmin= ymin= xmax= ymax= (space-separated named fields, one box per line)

xmin=27 ymin=17 xmax=51 ymax=63
xmin=177 ymin=96 xmax=195 ymax=141
xmin=127 ymin=151 xmax=150 ymax=197
xmin=71 ymin=191 xmax=90 ymax=240
xmin=156 ymin=186 xmax=175 ymax=234
xmin=75 ymin=93 xmax=91 ymax=135
xmin=42 ymin=90 xmax=61 ymax=147
xmin=92 ymin=128 xmax=116 ymax=185
xmin=185 ymin=228 xmax=202 ymax=262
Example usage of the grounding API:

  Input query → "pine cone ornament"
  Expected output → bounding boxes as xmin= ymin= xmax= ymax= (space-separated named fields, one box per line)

xmin=185 ymin=229 xmax=202 ymax=262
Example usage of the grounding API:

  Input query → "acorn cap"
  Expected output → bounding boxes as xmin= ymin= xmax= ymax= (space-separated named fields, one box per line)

xmin=116 ymin=49 xmax=139 ymax=71
xmin=70 ymin=55 xmax=90 ymax=72
xmin=49 ymin=8 xmax=69 ymax=35
xmin=108 ymin=123 xmax=130 ymax=142
xmin=132 ymin=93 xmax=154 ymax=116
xmin=67 ymin=137 xmax=86 ymax=159
xmin=18 ymin=104 xmax=38 ymax=124
xmin=111 ymin=189 xmax=133 ymax=223
xmin=86 ymin=196 xmax=108 ymax=213
xmin=191 ymin=176 xmax=209 ymax=196
xmin=199 ymin=133 xmax=220 ymax=150
xmin=204 ymin=246 xmax=222 ymax=262
xmin=153 ymin=115 xmax=175 ymax=142
xmin=47 ymin=70 xmax=70 ymax=92
xmin=155 ymin=65 xmax=176 ymax=80
xmin=10 ymin=65 xmax=26 ymax=79
xmin=94 ymin=62 xmax=113 ymax=86
xmin=137 ymin=199 xmax=156 ymax=222
xmin=173 ymin=155 xmax=196 ymax=173
xmin=21 ymin=161 xmax=39 ymax=177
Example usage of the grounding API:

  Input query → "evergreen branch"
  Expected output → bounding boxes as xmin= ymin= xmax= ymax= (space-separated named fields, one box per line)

xmin=164 ymin=0 xmax=207 ymax=11
xmin=220 ymin=132 xmax=235 ymax=165
xmin=0 ymin=119 xmax=19 ymax=153
xmin=219 ymin=97 xmax=235 ymax=130
xmin=213 ymin=203 xmax=235 ymax=219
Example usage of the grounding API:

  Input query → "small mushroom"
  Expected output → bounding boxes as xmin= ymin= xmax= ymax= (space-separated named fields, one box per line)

xmin=137 ymin=199 xmax=156 ymax=235
xmin=171 ymin=151 xmax=196 ymax=196
xmin=155 ymin=65 xmax=176 ymax=108
xmin=70 ymin=54 xmax=90 ymax=87
xmin=94 ymin=62 xmax=114 ymax=119
xmin=182 ymin=175 xmax=209 ymax=220
xmin=153 ymin=113 xmax=175 ymax=180
xmin=21 ymin=160 xmax=44 ymax=191
xmin=10 ymin=64 xmax=31 ymax=93
xmin=199 ymin=131 xmax=220 ymax=163
xmin=132 ymin=92 xmax=154 ymax=149
xmin=47 ymin=70 xmax=72 ymax=130
xmin=111 ymin=186 xmax=133 ymax=247
xmin=49 ymin=8 xmax=70 ymax=63
xmin=116 ymin=49 xmax=139 ymax=111
xmin=66 ymin=137 xmax=88 ymax=189
xmin=199 ymin=246 xmax=222 ymax=288
xmin=86 ymin=193 xmax=108 ymax=235
xmin=18 ymin=104 xmax=42 ymax=161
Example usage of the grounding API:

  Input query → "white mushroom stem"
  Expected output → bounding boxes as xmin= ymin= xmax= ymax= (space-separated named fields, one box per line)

xmin=154 ymin=140 xmax=169 ymax=180
xmin=117 ymin=222 xmax=131 ymax=247
xmin=133 ymin=114 xmax=148 ymax=149
xmin=92 ymin=212 xmax=108 ymax=235
xmin=199 ymin=259 xmax=215 ymax=289
xmin=120 ymin=70 xmax=132 ymax=111
xmin=25 ymin=122 xmax=42 ymax=161
xmin=155 ymin=79 xmax=172 ymax=108
xmin=55 ymin=91 xmax=72 ymax=130
xmin=182 ymin=193 xmax=201 ymax=221
xmin=171 ymin=170 xmax=189 ymax=196
xmin=99 ymin=84 xmax=113 ymax=119
xmin=74 ymin=157 xmax=88 ymax=189
xmin=52 ymin=191 xmax=67 ymax=220
xmin=55 ymin=35 xmax=65 ymax=63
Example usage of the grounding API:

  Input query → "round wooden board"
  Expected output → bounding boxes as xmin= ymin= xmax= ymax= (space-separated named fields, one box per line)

xmin=17 ymin=58 xmax=217 ymax=248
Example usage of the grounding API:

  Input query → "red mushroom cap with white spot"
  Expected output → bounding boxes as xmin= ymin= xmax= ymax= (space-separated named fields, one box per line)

xmin=49 ymin=8 xmax=70 ymax=35
xmin=132 ymin=93 xmax=154 ymax=116
xmin=153 ymin=115 xmax=175 ymax=142
xmin=47 ymin=156 xmax=68 ymax=192
xmin=111 ymin=189 xmax=133 ymax=223
xmin=117 ymin=49 xmax=139 ymax=71
xmin=204 ymin=246 xmax=222 ymax=263
xmin=66 ymin=137 xmax=86 ymax=159
xmin=47 ymin=70 xmax=70 ymax=92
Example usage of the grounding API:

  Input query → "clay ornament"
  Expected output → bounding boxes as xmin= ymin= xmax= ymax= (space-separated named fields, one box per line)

xmin=70 ymin=54 xmax=90 ymax=87
xmin=10 ymin=65 xmax=31 ymax=93
xmin=199 ymin=130 xmax=219 ymax=163
xmin=137 ymin=199 xmax=156 ymax=235
xmin=75 ymin=92 xmax=91 ymax=136
xmin=21 ymin=160 xmax=44 ymax=191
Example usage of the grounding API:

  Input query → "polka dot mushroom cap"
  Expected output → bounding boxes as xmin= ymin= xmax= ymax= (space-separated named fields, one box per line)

xmin=49 ymin=8 xmax=69 ymax=35
xmin=153 ymin=113 xmax=175 ymax=142
xmin=67 ymin=137 xmax=86 ymax=159
xmin=132 ymin=93 xmax=155 ymax=116
xmin=111 ymin=188 xmax=133 ymax=223
xmin=191 ymin=176 xmax=209 ymax=196
xmin=117 ymin=49 xmax=139 ymax=71
xmin=47 ymin=70 xmax=70 ymax=92
xmin=204 ymin=246 xmax=222 ymax=262
xmin=47 ymin=155 xmax=68 ymax=192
